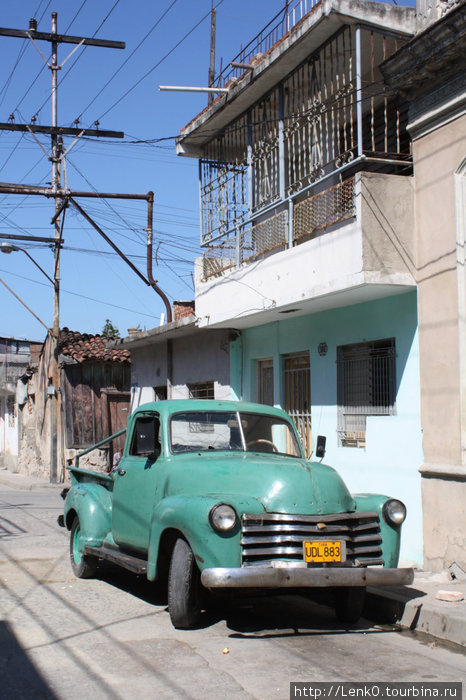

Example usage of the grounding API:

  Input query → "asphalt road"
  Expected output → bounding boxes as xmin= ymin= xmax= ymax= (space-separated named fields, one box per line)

xmin=0 ymin=486 xmax=464 ymax=700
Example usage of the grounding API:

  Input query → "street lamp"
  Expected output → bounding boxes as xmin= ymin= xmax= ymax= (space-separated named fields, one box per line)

xmin=1 ymin=241 xmax=55 ymax=286
xmin=1 ymin=239 xmax=59 ymax=483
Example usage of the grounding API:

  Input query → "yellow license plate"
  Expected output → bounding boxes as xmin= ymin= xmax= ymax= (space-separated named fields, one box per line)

xmin=303 ymin=540 xmax=344 ymax=563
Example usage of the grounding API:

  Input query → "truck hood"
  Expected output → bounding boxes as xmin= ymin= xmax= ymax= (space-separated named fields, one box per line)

xmin=162 ymin=452 xmax=356 ymax=515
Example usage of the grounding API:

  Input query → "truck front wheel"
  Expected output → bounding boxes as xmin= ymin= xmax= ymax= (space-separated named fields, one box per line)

xmin=168 ymin=537 xmax=202 ymax=629
xmin=70 ymin=516 xmax=98 ymax=579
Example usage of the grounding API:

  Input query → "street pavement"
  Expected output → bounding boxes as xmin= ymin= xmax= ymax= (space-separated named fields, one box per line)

xmin=0 ymin=468 xmax=464 ymax=700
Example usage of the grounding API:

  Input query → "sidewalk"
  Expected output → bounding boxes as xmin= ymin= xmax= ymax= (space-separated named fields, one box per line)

xmin=0 ymin=467 xmax=464 ymax=649
xmin=0 ymin=467 xmax=64 ymax=492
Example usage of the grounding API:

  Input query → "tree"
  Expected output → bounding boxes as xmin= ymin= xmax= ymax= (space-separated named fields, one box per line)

xmin=101 ymin=319 xmax=120 ymax=338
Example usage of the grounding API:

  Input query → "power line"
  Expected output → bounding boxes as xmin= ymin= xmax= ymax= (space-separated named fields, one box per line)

xmin=95 ymin=0 xmax=226 ymax=122
xmin=77 ymin=0 xmax=180 ymax=122
xmin=13 ymin=0 xmax=121 ymax=122
xmin=0 ymin=266 xmax=161 ymax=320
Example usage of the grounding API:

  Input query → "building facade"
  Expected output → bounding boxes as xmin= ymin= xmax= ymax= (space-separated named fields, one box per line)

xmin=18 ymin=329 xmax=130 ymax=481
xmin=383 ymin=0 xmax=466 ymax=571
xmin=177 ymin=0 xmax=424 ymax=563
xmin=115 ymin=309 xmax=232 ymax=411
xmin=0 ymin=336 xmax=41 ymax=472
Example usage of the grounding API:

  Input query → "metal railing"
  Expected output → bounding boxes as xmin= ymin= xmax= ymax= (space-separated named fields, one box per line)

xmin=213 ymin=0 xmax=322 ymax=89
xmin=202 ymin=177 xmax=356 ymax=280
xmin=71 ymin=428 xmax=126 ymax=471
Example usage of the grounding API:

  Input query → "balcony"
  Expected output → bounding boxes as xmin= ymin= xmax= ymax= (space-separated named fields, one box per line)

xmin=194 ymin=170 xmax=415 ymax=329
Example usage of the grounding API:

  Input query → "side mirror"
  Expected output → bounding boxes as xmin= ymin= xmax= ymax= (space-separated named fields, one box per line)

xmin=315 ymin=435 xmax=326 ymax=459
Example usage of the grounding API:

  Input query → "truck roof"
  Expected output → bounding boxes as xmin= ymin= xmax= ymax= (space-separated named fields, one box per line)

xmin=133 ymin=399 xmax=291 ymax=420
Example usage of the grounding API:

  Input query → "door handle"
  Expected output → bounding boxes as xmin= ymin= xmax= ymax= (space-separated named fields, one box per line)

xmin=115 ymin=467 xmax=126 ymax=476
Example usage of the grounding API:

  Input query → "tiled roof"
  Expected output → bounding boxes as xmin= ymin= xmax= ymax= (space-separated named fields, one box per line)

xmin=59 ymin=328 xmax=130 ymax=364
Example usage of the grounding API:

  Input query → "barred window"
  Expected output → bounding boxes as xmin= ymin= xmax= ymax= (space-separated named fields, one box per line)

xmin=337 ymin=338 xmax=396 ymax=448
xmin=188 ymin=381 xmax=215 ymax=400
xmin=153 ymin=385 xmax=167 ymax=401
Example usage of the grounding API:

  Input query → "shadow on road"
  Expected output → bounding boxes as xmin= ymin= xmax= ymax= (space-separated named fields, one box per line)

xmin=94 ymin=562 xmax=398 ymax=636
xmin=0 ymin=620 xmax=58 ymax=699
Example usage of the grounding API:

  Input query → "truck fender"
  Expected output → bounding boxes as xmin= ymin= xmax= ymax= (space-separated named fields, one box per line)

xmin=352 ymin=493 xmax=402 ymax=568
xmin=64 ymin=482 xmax=113 ymax=548
xmin=146 ymin=495 xmax=263 ymax=582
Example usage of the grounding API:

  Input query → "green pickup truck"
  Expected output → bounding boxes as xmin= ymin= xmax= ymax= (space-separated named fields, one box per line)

xmin=60 ymin=399 xmax=413 ymax=629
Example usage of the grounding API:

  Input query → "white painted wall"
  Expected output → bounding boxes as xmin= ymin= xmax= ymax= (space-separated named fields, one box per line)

xmin=129 ymin=329 xmax=231 ymax=410
xmin=0 ymin=393 xmax=18 ymax=470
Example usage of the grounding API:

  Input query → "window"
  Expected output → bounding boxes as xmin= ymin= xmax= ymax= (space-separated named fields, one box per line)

xmin=257 ymin=359 xmax=274 ymax=406
xmin=153 ymin=385 xmax=167 ymax=401
xmin=188 ymin=381 xmax=214 ymax=399
xmin=7 ymin=396 xmax=15 ymax=428
xmin=170 ymin=410 xmax=302 ymax=457
xmin=337 ymin=338 xmax=396 ymax=448
xmin=130 ymin=415 xmax=161 ymax=457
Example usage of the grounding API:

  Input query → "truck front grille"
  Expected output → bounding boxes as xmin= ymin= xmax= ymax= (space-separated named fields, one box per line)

xmin=241 ymin=511 xmax=383 ymax=567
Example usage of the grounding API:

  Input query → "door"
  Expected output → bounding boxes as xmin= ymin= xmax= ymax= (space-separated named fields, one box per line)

xmin=284 ymin=353 xmax=311 ymax=458
xmin=112 ymin=412 xmax=161 ymax=553
xmin=106 ymin=391 xmax=130 ymax=467
xmin=257 ymin=359 xmax=274 ymax=406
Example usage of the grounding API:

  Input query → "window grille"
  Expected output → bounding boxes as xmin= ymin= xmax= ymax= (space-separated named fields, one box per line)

xmin=284 ymin=353 xmax=311 ymax=458
xmin=188 ymin=381 xmax=215 ymax=400
xmin=187 ymin=382 xmax=215 ymax=433
xmin=153 ymin=385 xmax=167 ymax=401
xmin=337 ymin=338 xmax=396 ymax=448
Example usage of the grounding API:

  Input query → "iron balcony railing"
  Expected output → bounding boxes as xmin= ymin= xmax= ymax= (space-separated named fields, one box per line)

xmin=199 ymin=22 xmax=412 ymax=270
xmin=213 ymin=0 xmax=322 ymax=89
xmin=202 ymin=176 xmax=356 ymax=281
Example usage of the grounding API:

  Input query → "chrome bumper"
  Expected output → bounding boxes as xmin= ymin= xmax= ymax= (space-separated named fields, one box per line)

xmin=201 ymin=566 xmax=414 ymax=589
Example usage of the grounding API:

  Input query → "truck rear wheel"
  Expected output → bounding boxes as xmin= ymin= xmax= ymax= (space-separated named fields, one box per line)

xmin=70 ymin=516 xmax=98 ymax=579
xmin=334 ymin=586 xmax=366 ymax=624
xmin=168 ymin=537 xmax=202 ymax=629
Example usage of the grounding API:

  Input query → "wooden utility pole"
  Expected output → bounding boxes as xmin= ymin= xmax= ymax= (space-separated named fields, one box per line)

xmin=0 ymin=13 xmax=125 ymax=482
xmin=208 ymin=3 xmax=216 ymax=104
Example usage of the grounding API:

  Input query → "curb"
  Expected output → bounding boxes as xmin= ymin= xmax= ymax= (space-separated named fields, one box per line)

xmin=366 ymin=585 xmax=466 ymax=648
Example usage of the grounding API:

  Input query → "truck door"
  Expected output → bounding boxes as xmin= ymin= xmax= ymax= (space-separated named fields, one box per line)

xmin=112 ymin=412 xmax=161 ymax=553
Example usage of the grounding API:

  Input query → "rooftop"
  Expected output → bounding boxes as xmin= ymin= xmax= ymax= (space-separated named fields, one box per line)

xmin=59 ymin=328 xmax=130 ymax=364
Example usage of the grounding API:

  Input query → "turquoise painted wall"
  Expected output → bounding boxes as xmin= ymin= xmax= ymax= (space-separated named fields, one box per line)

xmin=230 ymin=291 xmax=423 ymax=564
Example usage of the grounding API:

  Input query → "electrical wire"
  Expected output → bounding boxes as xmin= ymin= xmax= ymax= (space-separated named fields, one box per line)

xmin=0 ymin=266 xmax=161 ymax=320
xmin=14 ymin=0 xmax=121 ymax=122
xmin=0 ymin=0 xmax=54 ymax=109
xmin=77 ymin=0 xmax=180 ymax=122
xmin=95 ymin=0 xmax=226 ymax=122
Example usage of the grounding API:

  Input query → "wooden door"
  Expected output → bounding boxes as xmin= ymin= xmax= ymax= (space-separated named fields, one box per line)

xmin=107 ymin=392 xmax=130 ymax=464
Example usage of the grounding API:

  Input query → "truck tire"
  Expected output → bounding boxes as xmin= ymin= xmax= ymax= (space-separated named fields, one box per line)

xmin=168 ymin=537 xmax=202 ymax=629
xmin=70 ymin=516 xmax=98 ymax=579
xmin=334 ymin=586 xmax=366 ymax=624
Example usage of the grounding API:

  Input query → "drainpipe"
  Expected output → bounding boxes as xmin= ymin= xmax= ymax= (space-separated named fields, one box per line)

xmin=146 ymin=191 xmax=173 ymax=323
xmin=146 ymin=192 xmax=173 ymax=397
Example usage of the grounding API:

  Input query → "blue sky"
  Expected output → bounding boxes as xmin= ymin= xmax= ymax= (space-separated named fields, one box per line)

xmin=0 ymin=0 xmax=415 ymax=341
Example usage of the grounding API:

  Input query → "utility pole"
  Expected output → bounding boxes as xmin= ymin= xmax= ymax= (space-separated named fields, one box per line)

xmin=0 ymin=13 xmax=125 ymax=482
xmin=0 ymin=13 xmax=174 ymax=481
xmin=208 ymin=3 xmax=216 ymax=104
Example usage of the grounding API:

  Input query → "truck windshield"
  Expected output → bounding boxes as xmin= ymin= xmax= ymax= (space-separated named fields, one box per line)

xmin=170 ymin=411 xmax=302 ymax=457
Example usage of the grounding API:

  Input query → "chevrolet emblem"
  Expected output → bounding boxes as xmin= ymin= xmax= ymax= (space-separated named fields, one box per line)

xmin=317 ymin=522 xmax=327 ymax=530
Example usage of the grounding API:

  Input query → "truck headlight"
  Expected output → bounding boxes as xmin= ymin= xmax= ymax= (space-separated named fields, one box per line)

xmin=209 ymin=503 xmax=237 ymax=533
xmin=383 ymin=499 xmax=407 ymax=526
